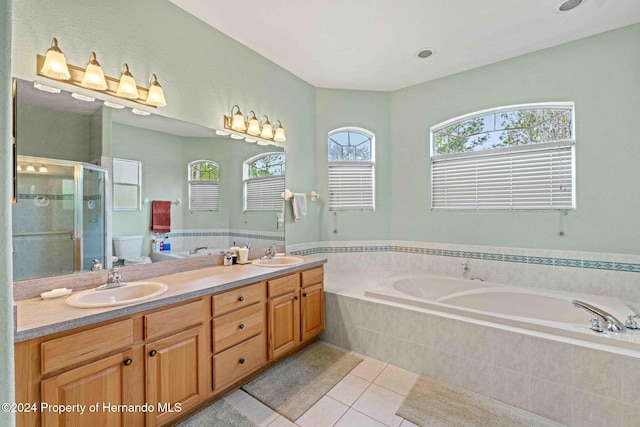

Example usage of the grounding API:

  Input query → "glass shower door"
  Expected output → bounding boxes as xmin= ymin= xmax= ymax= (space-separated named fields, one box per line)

xmin=75 ymin=164 xmax=109 ymax=272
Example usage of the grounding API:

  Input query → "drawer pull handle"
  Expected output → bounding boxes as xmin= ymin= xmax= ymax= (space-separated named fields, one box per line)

xmin=149 ymin=350 xmax=157 ymax=357
xmin=238 ymin=296 xmax=244 ymax=302
xmin=239 ymin=323 xmax=245 ymax=330
xmin=239 ymin=358 xmax=245 ymax=364
xmin=123 ymin=358 xmax=133 ymax=366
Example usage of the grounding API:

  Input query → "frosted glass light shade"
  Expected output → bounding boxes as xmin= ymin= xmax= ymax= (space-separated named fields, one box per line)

xmin=40 ymin=38 xmax=71 ymax=80
xmin=116 ymin=64 xmax=139 ymax=99
xmin=80 ymin=52 xmax=107 ymax=90
xmin=146 ymin=74 xmax=167 ymax=107
xmin=274 ymin=124 xmax=286 ymax=142
xmin=246 ymin=112 xmax=261 ymax=135
xmin=231 ymin=105 xmax=247 ymax=131
xmin=260 ymin=118 xmax=273 ymax=140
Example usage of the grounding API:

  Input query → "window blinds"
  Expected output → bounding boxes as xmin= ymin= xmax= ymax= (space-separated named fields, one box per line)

xmin=245 ymin=175 xmax=285 ymax=211
xmin=431 ymin=142 xmax=574 ymax=210
xmin=189 ymin=181 xmax=219 ymax=211
xmin=328 ymin=162 xmax=375 ymax=211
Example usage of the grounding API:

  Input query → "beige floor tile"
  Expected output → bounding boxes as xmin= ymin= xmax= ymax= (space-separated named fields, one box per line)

xmin=267 ymin=415 xmax=297 ymax=426
xmin=296 ymin=396 xmax=349 ymax=427
xmin=335 ymin=408 xmax=387 ymax=426
xmin=327 ymin=374 xmax=371 ymax=406
xmin=373 ymin=364 xmax=420 ymax=396
xmin=352 ymin=383 xmax=405 ymax=427
xmin=400 ymin=419 xmax=419 ymax=427
xmin=224 ymin=388 xmax=250 ymax=404
xmin=350 ymin=356 xmax=388 ymax=382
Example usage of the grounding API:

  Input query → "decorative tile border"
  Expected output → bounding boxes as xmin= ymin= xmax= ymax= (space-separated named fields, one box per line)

xmin=290 ymin=244 xmax=640 ymax=273
xmin=155 ymin=231 xmax=285 ymax=241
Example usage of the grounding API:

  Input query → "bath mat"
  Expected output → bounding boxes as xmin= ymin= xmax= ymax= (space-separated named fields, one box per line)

xmin=176 ymin=399 xmax=257 ymax=427
xmin=241 ymin=341 xmax=362 ymax=421
xmin=396 ymin=376 xmax=565 ymax=427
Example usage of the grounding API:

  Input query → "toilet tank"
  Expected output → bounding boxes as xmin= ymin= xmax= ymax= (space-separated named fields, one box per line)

xmin=113 ymin=235 xmax=143 ymax=259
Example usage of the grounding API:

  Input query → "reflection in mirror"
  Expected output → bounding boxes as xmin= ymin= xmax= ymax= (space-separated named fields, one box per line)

xmin=13 ymin=79 xmax=285 ymax=281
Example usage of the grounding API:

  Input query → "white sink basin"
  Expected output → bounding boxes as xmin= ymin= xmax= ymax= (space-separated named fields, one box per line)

xmin=65 ymin=281 xmax=168 ymax=308
xmin=252 ymin=256 xmax=304 ymax=267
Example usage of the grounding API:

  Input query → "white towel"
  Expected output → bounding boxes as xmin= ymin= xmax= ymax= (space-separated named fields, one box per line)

xmin=292 ymin=193 xmax=307 ymax=221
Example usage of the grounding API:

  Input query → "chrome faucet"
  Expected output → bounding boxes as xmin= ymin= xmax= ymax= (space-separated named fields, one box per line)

xmin=263 ymin=244 xmax=277 ymax=259
xmin=96 ymin=268 xmax=125 ymax=290
xmin=461 ymin=261 xmax=470 ymax=278
xmin=189 ymin=246 xmax=208 ymax=255
xmin=572 ymin=300 xmax=626 ymax=333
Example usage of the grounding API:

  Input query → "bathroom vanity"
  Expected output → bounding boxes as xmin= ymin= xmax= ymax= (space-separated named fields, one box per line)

xmin=14 ymin=258 xmax=325 ymax=427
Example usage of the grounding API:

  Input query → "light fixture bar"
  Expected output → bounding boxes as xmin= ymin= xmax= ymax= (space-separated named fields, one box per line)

xmin=36 ymin=54 xmax=156 ymax=108
xmin=223 ymin=113 xmax=285 ymax=146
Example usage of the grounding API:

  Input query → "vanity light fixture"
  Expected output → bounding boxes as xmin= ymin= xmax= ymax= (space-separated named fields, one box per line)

xmin=36 ymin=37 xmax=167 ymax=108
xmin=116 ymin=64 xmax=139 ymax=99
xmin=38 ymin=165 xmax=49 ymax=173
xmin=222 ymin=105 xmax=287 ymax=144
xmin=146 ymin=74 xmax=167 ymax=107
xmin=80 ymin=52 xmax=108 ymax=91
xmin=16 ymin=165 xmax=22 ymax=172
xmin=25 ymin=165 xmax=36 ymax=172
xmin=273 ymin=120 xmax=286 ymax=142
xmin=131 ymin=108 xmax=151 ymax=116
xmin=246 ymin=111 xmax=261 ymax=136
xmin=40 ymin=38 xmax=71 ymax=80
xmin=260 ymin=115 xmax=274 ymax=140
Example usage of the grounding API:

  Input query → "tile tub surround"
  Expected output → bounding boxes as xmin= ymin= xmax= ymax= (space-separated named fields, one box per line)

xmin=320 ymin=290 xmax=640 ymax=426
xmin=288 ymin=240 xmax=640 ymax=309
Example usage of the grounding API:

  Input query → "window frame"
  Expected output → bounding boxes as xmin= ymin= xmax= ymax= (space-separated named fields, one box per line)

xmin=243 ymin=152 xmax=286 ymax=212
xmin=430 ymin=102 xmax=576 ymax=211
xmin=328 ymin=127 xmax=376 ymax=212
xmin=187 ymin=159 xmax=220 ymax=212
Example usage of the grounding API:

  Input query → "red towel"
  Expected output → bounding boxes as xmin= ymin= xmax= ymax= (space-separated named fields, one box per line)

xmin=151 ymin=200 xmax=171 ymax=233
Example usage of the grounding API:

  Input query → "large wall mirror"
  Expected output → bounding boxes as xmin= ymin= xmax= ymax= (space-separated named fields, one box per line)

xmin=12 ymin=79 xmax=285 ymax=281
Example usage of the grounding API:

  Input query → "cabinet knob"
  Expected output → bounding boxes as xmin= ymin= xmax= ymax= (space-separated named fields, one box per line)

xmin=239 ymin=358 xmax=245 ymax=364
xmin=149 ymin=350 xmax=157 ymax=357
xmin=123 ymin=358 xmax=133 ymax=366
xmin=294 ymin=295 xmax=299 ymax=300
xmin=303 ymin=292 xmax=307 ymax=297
xmin=238 ymin=296 xmax=244 ymax=302
xmin=239 ymin=323 xmax=245 ymax=330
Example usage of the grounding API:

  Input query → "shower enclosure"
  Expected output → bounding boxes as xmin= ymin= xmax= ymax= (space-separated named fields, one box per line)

xmin=12 ymin=156 xmax=111 ymax=281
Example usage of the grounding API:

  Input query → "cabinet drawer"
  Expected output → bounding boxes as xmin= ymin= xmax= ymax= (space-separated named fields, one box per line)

xmin=145 ymin=300 xmax=204 ymax=341
xmin=41 ymin=319 xmax=133 ymax=374
xmin=213 ymin=282 xmax=265 ymax=316
xmin=213 ymin=334 xmax=266 ymax=391
xmin=267 ymin=274 xmax=299 ymax=298
xmin=301 ymin=267 xmax=323 ymax=288
xmin=213 ymin=304 xmax=265 ymax=353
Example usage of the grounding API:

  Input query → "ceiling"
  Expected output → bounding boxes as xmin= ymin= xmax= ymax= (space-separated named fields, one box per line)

xmin=169 ymin=0 xmax=640 ymax=91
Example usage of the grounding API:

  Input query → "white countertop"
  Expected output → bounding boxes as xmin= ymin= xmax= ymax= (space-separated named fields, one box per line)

xmin=15 ymin=256 xmax=326 ymax=342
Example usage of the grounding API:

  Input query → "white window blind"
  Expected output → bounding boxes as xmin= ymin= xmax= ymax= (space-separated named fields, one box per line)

xmin=245 ymin=176 xmax=285 ymax=211
xmin=431 ymin=142 xmax=574 ymax=210
xmin=328 ymin=163 xmax=375 ymax=211
xmin=189 ymin=181 xmax=219 ymax=211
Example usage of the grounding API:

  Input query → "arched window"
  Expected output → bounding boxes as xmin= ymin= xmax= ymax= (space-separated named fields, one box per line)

xmin=328 ymin=128 xmax=375 ymax=211
xmin=243 ymin=153 xmax=285 ymax=211
xmin=431 ymin=103 xmax=575 ymax=210
xmin=188 ymin=160 xmax=219 ymax=211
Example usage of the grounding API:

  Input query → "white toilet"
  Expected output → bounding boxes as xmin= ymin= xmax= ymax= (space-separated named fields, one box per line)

xmin=113 ymin=235 xmax=152 ymax=266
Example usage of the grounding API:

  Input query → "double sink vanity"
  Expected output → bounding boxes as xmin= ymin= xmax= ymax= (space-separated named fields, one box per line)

xmin=14 ymin=256 xmax=326 ymax=427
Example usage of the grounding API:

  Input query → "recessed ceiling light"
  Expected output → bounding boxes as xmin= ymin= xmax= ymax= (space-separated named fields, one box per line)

xmin=556 ymin=0 xmax=583 ymax=12
xmin=416 ymin=47 xmax=436 ymax=59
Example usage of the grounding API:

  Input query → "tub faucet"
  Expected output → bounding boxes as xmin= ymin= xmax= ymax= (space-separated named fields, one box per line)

xmin=96 ymin=268 xmax=125 ymax=290
xmin=461 ymin=261 xmax=470 ymax=278
xmin=572 ymin=300 xmax=626 ymax=333
xmin=190 ymin=246 xmax=208 ymax=255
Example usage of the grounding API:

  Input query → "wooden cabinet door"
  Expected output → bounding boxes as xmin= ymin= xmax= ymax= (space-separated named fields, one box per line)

xmin=41 ymin=351 xmax=134 ymax=427
xmin=268 ymin=291 xmax=300 ymax=360
xmin=146 ymin=326 xmax=206 ymax=426
xmin=301 ymin=283 xmax=325 ymax=342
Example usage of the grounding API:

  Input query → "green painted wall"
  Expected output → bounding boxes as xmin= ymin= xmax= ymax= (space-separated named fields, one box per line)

xmin=0 ymin=0 xmax=15 ymax=423
xmin=390 ymin=23 xmax=640 ymax=254
xmin=11 ymin=0 xmax=319 ymax=245
xmin=315 ymin=88 xmax=391 ymax=240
